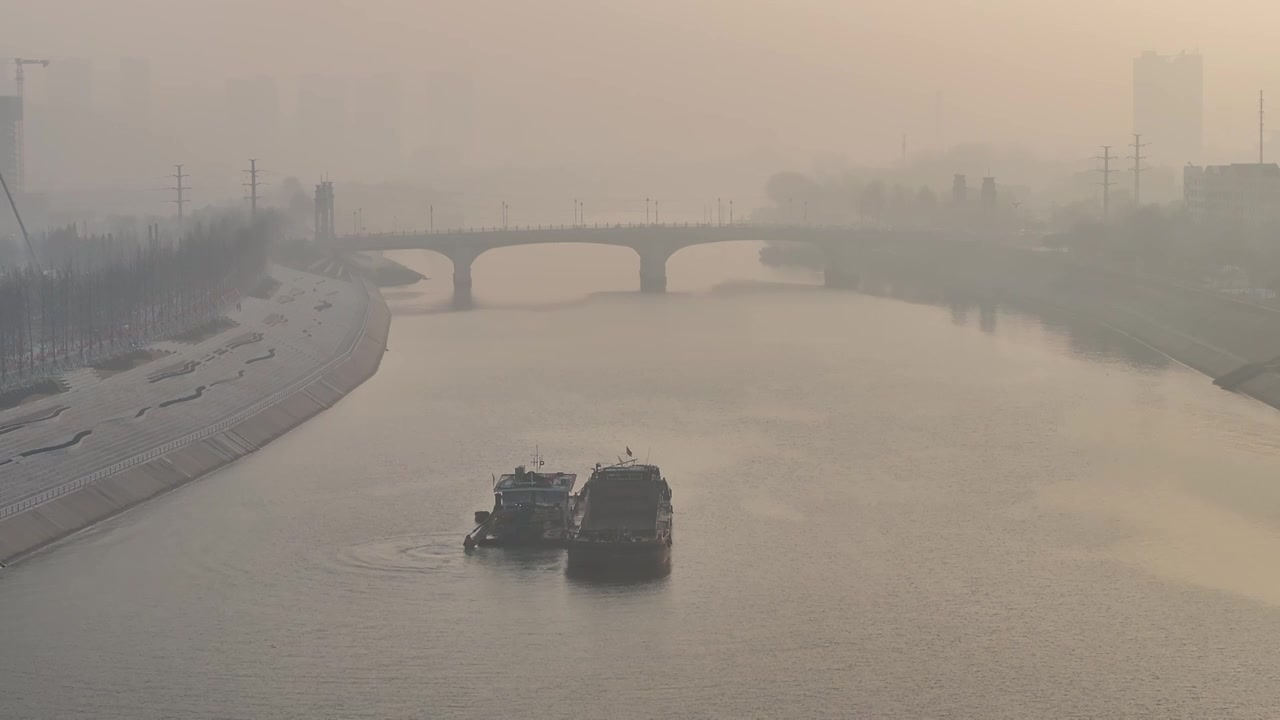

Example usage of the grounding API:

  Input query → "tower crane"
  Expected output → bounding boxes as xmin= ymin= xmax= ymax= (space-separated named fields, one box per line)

xmin=11 ymin=58 xmax=50 ymax=192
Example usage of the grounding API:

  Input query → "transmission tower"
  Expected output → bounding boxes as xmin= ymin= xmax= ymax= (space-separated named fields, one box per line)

xmin=169 ymin=164 xmax=189 ymax=229
xmin=1094 ymin=145 xmax=1116 ymax=223
xmin=1128 ymin=133 xmax=1148 ymax=207
xmin=243 ymin=159 xmax=265 ymax=219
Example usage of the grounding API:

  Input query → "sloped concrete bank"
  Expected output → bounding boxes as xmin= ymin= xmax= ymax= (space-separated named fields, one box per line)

xmin=0 ymin=284 xmax=391 ymax=564
xmin=848 ymin=243 xmax=1280 ymax=411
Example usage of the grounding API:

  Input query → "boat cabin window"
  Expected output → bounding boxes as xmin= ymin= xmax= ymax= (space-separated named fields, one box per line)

xmin=499 ymin=490 xmax=563 ymax=506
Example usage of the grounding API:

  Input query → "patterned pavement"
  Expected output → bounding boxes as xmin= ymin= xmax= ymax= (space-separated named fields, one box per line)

xmin=0 ymin=266 xmax=370 ymax=518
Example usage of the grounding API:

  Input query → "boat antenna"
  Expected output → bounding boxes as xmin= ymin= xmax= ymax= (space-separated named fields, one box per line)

xmin=491 ymin=473 xmax=496 ymax=489
xmin=646 ymin=447 xmax=651 ymax=463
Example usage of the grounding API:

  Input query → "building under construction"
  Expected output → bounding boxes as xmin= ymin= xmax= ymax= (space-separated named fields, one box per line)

xmin=0 ymin=96 xmax=16 ymax=189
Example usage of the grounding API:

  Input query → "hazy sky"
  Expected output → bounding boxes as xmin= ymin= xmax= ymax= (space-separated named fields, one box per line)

xmin=4 ymin=1 xmax=1280 ymax=198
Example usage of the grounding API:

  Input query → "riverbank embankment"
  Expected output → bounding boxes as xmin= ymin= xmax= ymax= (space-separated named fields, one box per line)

xmin=0 ymin=266 xmax=390 ymax=564
xmin=841 ymin=242 xmax=1280 ymax=410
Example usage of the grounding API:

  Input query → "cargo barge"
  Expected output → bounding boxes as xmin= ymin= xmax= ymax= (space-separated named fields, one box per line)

xmin=566 ymin=459 xmax=672 ymax=573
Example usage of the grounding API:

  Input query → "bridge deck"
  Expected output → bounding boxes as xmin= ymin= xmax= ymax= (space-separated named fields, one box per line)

xmin=340 ymin=223 xmax=906 ymax=253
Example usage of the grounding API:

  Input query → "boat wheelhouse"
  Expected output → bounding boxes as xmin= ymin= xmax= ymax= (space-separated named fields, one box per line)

xmin=464 ymin=465 xmax=577 ymax=548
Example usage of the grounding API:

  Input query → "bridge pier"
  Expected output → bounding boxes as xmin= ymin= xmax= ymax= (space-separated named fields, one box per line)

xmin=447 ymin=249 xmax=480 ymax=309
xmin=822 ymin=243 xmax=858 ymax=289
xmin=638 ymin=246 xmax=672 ymax=293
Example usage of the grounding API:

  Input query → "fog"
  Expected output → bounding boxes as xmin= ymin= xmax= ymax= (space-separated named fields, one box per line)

xmin=15 ymin=5 xmax=1280 ymax=718
xmin=4 ymin=0 xmax=1280 ymax=228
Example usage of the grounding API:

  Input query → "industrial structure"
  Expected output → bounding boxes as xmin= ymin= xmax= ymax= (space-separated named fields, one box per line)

xmin=1184 ymin=163 xmax=1280 ymax=232
xmin=315 ymin=180 xmax=336 ymax=242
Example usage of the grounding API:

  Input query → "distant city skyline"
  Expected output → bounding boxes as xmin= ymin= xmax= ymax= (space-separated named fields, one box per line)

xmin=1134 ymin=50 xmax=1204 ymax=167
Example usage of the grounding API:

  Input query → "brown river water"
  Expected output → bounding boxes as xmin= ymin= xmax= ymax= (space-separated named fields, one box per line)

xmin=2 ymin=243 xmax=1280 ymax=719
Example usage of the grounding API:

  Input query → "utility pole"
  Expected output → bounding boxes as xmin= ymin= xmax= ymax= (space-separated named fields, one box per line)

xmin=169 ymin=164 xmax=189 ymax=230
xmin=243 ymin=159 xmax=262 ymax=220
xmin=12 ymin=58 xmax=50 ymax=193
xmin=1261 ymin=90 xmax=1266 ymax=164
xmin=430 ymin=204 xmax=434 ymax=233
xmin=1128 ymin=133 xmax=1147 ymax=207
xmin=655 ymin=200 xmax=659 ymax=224
xmin=1094 ymin=146 xmax=1116 ymax=223
xmin=717 ymin=197 xmax=722 ymax=226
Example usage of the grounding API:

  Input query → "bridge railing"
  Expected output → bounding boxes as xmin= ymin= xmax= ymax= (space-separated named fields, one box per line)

xmin=342 ymin=221 xmax=868 ymax=240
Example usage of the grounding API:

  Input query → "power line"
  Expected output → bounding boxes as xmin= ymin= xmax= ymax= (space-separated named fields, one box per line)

xmin=1094 ymin=145 xmax=1116 ymax=224
xmin=0 ymin=167 xmax=40 ymax=271
xmin=1128 ymin=133 xmax=1148 ymax=207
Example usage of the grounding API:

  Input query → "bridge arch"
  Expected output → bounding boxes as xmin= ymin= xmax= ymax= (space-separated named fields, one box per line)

xmin=448 ymin=241 xmax=646 ymax=308
xmin=664 ymin=239 xmax=794 ymax=292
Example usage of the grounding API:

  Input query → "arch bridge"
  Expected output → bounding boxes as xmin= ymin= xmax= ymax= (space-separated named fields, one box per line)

xmin=339 ymin=223 xmax=940 ymax=308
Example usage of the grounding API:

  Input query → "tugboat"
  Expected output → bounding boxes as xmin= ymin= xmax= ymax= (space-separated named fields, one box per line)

xmin=464 ymin=458 xmax=577 ymax=548
xmin=567 ymin=456 xmax=673 ymax=573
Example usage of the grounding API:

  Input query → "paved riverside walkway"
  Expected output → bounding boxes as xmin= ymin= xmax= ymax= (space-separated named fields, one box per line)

xmin=0 ymin=265 xmax=370 ymax=519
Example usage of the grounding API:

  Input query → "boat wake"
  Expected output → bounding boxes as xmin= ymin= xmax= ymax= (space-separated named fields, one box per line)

xmin=329 ymin=533 xmax=470 ymax=576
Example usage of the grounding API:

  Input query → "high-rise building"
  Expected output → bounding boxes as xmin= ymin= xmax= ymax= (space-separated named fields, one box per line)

xmin=226 ymin=75 xmax=280 ymax=155
xmin=47 ymin=58 xmax=94 ymax=110
xmin=350 ymin=73 xmax=403 ymax=178
xmin=1133 ymin=51 xmax=1203 ymax=167
xmin=295 ymin=74 xmax=350 ymax=175
xmin=412 ymin=71 xmax=475 ymax=174
xmin=0 ymin=96 xmax=18 ymax=189
xmin=119 ymin=57 xmax=151 ymax=127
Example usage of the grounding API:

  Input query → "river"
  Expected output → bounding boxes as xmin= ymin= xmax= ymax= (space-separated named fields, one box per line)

xmin=3 ymin=242 xmax=1280 ymax=719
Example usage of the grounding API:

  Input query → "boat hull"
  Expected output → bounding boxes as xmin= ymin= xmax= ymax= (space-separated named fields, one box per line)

xmin=566 ymin=538 xmax=670 ymax=573
xmin=475 ymin=533 xmax=566 ymax=548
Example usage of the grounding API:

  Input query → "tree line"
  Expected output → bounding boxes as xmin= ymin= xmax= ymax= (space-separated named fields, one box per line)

xmin=0 ymin=220 xmax=269 ymax=389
